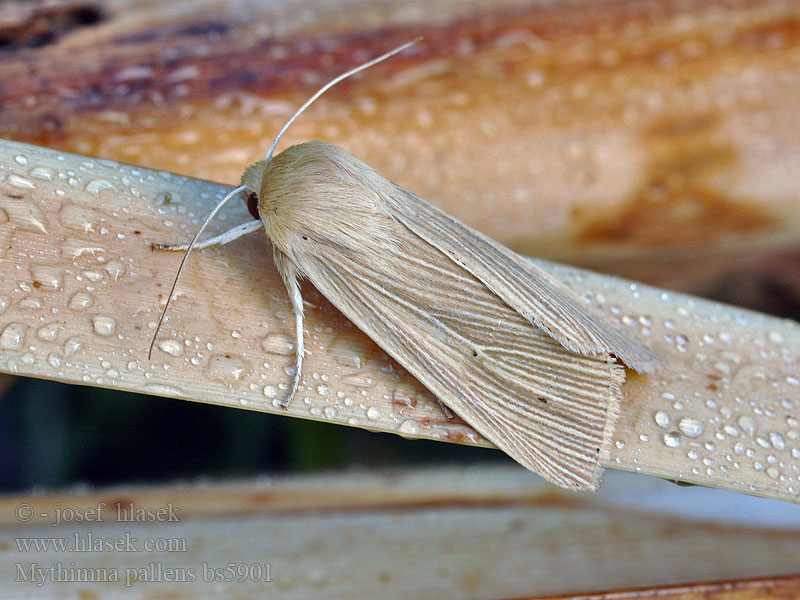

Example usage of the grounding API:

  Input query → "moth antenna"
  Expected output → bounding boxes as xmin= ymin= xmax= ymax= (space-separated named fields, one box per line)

xmin=264 ymin=37 xmax=421 ymax=164
xmin=148 ymin=184 xmax=249 ymax=360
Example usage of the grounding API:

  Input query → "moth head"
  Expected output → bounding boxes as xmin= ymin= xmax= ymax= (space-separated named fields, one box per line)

xmin=240 ymin=160 xmax=268 ymax=220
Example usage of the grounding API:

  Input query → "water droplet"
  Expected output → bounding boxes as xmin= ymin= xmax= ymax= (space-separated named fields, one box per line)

xmin=30 ymin=266 xmax=63 ymax=290
xmin=678 ymin=417 xmax=704 ymax=438
xmin=654 ymin=410 xmax=671 ymax=428
xmin=769 ymin=431 xmax=786 ymax=450
xmin=328 ymin=334 xmax=370 ymax=368
xmin=157 ymin=339 xmax=184 ymax=357
xmin=8 ymin=174 xmax=35 ymax=189
xmin=91 ymin=315 xmax=117 ymax=337
xmin=663 ymin=431 xmax=682 ymax=448
xmin=323 ymin=406 xmax=337 ymax=419
xmin=264 ymin=385 xmax=278 ymax=399
xmin=85 ymin=179 xmax=116 ymax=195
xmin=81 ymin=270 xmax=103 ymax=283
xmin=17 ymin=297 xmax=42 ymax=310
xmin=63 ymin=336 xmax=85 ymax=356
xmin=261 ymin=333 xmax=294 ymax=355
xmin=722 ymin=424 xmax=739 ymax=438
xmin=68 ymin=292 xmax=94 ymax=311
xmin=768 ymin=331 xmax=784 ymax=344
xmin=59 ymin=239 xmax=104 ymax=261
xmin=143 ymin=383 xmax=183 ymax=397
xmin=391 ymin=385 xmax=418 ymax=409
xmin=737 ymin=415 xmax=756 ymax=435
xmin=399 ymin=419 xmax=420 ymax=435
xmin=47 ymin=353 xmax=62 ymax=368
xmin=60 ymin=204 xmax=101 ymax=234
xmin=343 ymin=374 xmax=375 ymax=388
xmin=30 ymin=166 xmax=55 ymax=181
xmin=0 ymin=297 xmax=8 ymax=315
xmin=317 ymin=384 xmax=329 ymax=396
xmin=0 ymin=323 xmax=27 ymax=350
xmin=36 ymin=323 xmax=60 ymax=342
xmin=7 ymin=201 xmax=48 ymax=233
xmin=366 ymin=406 xmax=382 ymax=421
xmin=104 ymin=260 xmax=125 ymax=281
xmin=14 ymin=154 xmax=29 ymax=165
xmin=206 ymin=353 xmax=251 ymax=381
xmin=714 ymin=361 xmax=733 ymax=375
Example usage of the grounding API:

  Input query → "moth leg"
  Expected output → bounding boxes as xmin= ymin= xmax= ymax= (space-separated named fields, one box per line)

xmin=273 ymin=250 xmax=304 ymax=408
xmin=152 ymin=220 xmax=264 ymax=251
xmin=278 ymin=276 xmax=304 ymax=408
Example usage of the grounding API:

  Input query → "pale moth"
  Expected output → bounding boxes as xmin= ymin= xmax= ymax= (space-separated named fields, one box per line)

xmin=151 ymin=40 xmax=659 ymax=490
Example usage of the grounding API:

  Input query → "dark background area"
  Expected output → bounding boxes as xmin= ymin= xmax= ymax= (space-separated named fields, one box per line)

xmin=0 ymin=377 xmax=506 ymax=493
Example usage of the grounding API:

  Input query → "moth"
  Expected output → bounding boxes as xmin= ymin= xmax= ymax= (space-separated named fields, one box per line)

xmin=151 ymin=40 xmax=659 ymax=490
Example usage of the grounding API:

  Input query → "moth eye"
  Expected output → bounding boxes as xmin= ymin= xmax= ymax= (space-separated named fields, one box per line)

xmin=471 ymin=350 xmax=478 ymax=357
xmin=301 ymin=235 xmax=309 ymax=241
xmin=246 ymin=192 xmax=259 ymax=219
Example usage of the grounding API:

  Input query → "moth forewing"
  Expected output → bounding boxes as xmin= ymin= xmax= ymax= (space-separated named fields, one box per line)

xmin=253 ymin=142 xmax=635 ymax=489
xmin=378 ymin=182 xmax=661 ymax=374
